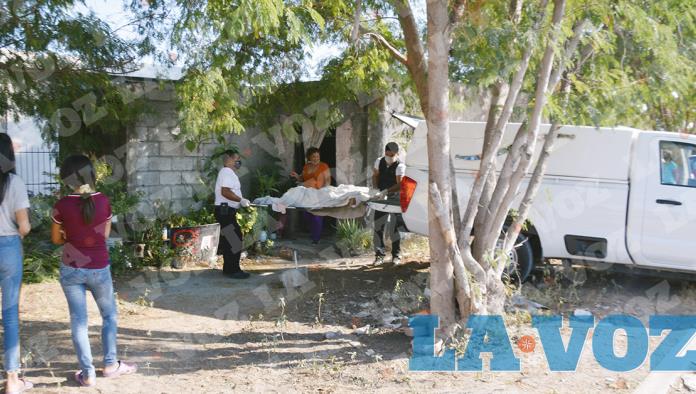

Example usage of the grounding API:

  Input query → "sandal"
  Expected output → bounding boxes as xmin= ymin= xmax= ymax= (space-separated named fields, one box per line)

xmin=74 ymin=371 xmax=96 ymax=387
xmin=102 ymin=361 xmax=138 ymax=378
xmin=6 ymin=378 xmax=33 ymax=394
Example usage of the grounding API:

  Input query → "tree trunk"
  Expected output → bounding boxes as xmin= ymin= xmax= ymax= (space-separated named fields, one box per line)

xmin=425 ymin=0 xmax=456 ymax=331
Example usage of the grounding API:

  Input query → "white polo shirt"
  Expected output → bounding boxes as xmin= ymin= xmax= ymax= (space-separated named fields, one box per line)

xmin=214 ymin=167 xmax=242 ymax=208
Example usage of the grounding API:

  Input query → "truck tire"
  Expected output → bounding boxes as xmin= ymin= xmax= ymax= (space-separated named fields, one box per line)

xmin=501 ymin=233 xmax=535 ymax=283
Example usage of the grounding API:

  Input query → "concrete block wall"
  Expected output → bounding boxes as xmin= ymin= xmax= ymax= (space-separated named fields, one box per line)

xmin=125 ymin=82 xmax=276 ymax=215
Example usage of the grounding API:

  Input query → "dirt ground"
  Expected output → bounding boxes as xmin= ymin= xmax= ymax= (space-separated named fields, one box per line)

xmin=13 ymin=237 xmax=696 ymax=393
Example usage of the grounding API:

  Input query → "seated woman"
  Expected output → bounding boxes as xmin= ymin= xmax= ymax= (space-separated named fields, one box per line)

xmin=290 ymin=147 xmax=331 ymax=244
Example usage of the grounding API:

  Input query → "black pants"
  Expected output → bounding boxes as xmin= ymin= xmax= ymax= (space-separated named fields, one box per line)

xmin=374 ymin=211 xmax=406 ymax=258
xmin=214 ymin=206 xmax=243 ymax=275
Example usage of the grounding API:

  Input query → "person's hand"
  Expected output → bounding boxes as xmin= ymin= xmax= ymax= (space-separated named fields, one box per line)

xmin=371 ymin=188 xmax=387 ymax=199
xmin=240 ymin=198 xmax=251 ymax=208
xmin=290 ymin=171 xmax=298 ymax=179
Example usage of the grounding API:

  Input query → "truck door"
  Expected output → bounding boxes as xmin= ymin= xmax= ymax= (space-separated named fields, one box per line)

xmin=634 ymin=138 xmax=696 ymax=269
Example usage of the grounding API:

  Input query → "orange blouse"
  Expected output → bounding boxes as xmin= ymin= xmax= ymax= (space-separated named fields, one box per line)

xmin=302 ymin=162 xmax=330 ymax=189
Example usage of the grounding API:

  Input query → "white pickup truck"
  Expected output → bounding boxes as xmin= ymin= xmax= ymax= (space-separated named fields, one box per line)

xmin=396 ymin=121 xmax=696 ymax=280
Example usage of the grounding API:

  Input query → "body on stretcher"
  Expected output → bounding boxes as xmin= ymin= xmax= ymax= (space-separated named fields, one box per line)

xmin=251 ymin=185 xmax=402 ymax=217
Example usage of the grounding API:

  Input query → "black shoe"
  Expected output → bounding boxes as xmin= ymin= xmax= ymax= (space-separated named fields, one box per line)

xmin=229 ymin=271 xmax=251 ymax=279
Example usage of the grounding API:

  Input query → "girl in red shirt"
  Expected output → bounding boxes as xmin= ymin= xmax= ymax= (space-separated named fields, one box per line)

xmin=51 ymin=155 xmax=137 ymax=387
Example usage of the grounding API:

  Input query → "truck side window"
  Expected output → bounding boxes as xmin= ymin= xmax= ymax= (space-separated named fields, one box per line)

xmin=660 ymin=141 xmax=696 ymax=187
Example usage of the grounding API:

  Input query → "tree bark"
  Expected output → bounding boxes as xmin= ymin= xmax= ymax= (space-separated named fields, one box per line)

xmin=458 ymin=0 xmax=549 ymax=258
xmin=481 ymin=0 xmax=567 ymax=265
xmin=425 ymin=0 xmax=457 ymax=330
xmin=393 ymin=0 xmax=429 ymax=116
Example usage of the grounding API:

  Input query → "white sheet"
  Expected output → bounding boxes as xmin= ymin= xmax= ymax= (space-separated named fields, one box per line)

xmin=253 ymin=185 xmax=372 ymax=214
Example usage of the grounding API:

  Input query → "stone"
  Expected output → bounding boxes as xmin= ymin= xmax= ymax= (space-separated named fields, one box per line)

xmin=324 ymin=331 xmax=341 ymax=340
xmin=170 ymin=185 xmax=193 ymax=200
xmin=574 ymin=309 xmax=592 ymax=316
xmin=147 ymin=185 xmax=172 ymax=201
xmin=160 ymin=172 xmax=181 ymax=185
xmin=160 ymin=141 xmax=186 ymax=156
xmin=135 ymin=172 xmax=160 ymax=186
xmin=683 ymin=375 xmax=696 ymax=392
xmin=172 ymin=158 xmax=196 ymax=171
xmin=148 ymin=127 xmax=175 ymax=142
xmin=149 ymin=157 xmax=172 ymax=171
xmin=181 ymin=171 xmax=201 ymax=184
xmin=354 ymin=325 xmax=371 ymax=336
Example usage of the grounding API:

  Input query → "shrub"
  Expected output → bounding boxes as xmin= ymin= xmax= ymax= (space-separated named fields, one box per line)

xmin=336 ymin=219 xmax=372 ymax=256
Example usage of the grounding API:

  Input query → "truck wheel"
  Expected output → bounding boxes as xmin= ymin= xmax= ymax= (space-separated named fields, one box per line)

xmin=500 ymin=233 xmax=535 ymax=283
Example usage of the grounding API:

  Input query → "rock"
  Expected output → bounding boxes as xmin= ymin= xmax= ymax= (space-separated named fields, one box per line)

xmin=354 ymin=311 xmax=371 ymax=318
xmin=574 ymin=309 xmax=592 ymax=316
xmin=354 ymin=325 xmax=371 ymax=336
xmin=683 ymin=375 xmax=696 ymax=392
xmin=366 ymin=349 xmax=376 ymax=357
xmin=610 ymin=378 xmax=628 ymax=390
xmin=324 ymin=331 xmax=341 ymax=340
xmin=511 ymin=294 xmax=548 ymax=313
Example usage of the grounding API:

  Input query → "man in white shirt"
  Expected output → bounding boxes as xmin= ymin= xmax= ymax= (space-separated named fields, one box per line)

xmin=213 ymin=150 xmax=251 ymax=279
xmin=372 ymin=142 xmax=407 ymax=266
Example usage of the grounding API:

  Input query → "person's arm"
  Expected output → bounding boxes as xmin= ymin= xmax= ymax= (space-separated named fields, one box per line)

xmin=321 ymin=165 xmax=331 ymax=188
xmin=386 ymin=175 xmax=403 ymax=193
xmin=15 ymin=208 xmax=30 ymax=238
xmin=221 ymin=187 xmax=242 ymax=202
xmin=51 ymin=222 xmax=65 ymax=245
xmin=372 ymin=168 xmax=379 ymax=189
xmin=290 ymin=170 xmax=304 ymax=182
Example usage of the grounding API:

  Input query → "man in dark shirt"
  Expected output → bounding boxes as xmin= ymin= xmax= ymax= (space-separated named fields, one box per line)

xmin=372 ymin=142 xmax=407 ymax=266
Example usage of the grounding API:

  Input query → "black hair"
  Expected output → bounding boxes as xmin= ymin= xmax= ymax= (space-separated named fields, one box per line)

xmin=0 ymin=134 xmax=17 ymax=206
xmin=306 ymin=147 xmax=320 ymax=159
xmin=385 ymin=142 xmax=399 ymax=153
xmin=60 ymin=155 xmax=96 ymax=224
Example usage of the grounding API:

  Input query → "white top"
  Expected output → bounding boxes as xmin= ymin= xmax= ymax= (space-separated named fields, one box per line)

xmin=0 ymin=174 xmax=30 ymax=236
xmin=374 ymin=157 xmax=406 ymax=176
xmin=214 ymin=167 xmax=242 ymax=208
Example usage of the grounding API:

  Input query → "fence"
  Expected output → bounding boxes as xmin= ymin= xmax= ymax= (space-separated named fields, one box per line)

xmin=14 ymin=147 xmax=59 ymax=195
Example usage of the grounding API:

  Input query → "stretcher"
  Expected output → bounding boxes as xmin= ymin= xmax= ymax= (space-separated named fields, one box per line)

xmin=251 ymin=185 xmax=402 ymax=218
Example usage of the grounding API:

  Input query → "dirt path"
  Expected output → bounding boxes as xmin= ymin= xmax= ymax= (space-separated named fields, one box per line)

xmin=13 ymin=250 xmax=696 ymax=393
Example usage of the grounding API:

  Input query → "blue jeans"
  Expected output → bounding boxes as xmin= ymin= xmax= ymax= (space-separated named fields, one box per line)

xmin=60 ymin=265 xmax=118 ymax=379
xmin=0 ymin=236 xmax=23 ymax=372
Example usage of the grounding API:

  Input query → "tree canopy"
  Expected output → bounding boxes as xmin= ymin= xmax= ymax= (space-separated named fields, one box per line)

xmin=0 ymin=0 xmax=151 ymax=156
xmin=130 ymin=0 xmax=694 ymax=147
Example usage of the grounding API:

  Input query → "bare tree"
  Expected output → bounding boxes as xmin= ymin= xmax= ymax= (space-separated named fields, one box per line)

xmin=365 ymin=0 xmax=595 ymax=333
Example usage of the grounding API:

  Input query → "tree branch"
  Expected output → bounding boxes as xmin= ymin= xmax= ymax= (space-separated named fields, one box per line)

xmin=351 ymin=0 xmax=363 ymax=44
xmin=391 ymin=0 xmax=428 ymax=114
xmin=362 ymin=31 xmax=408 ymax=66
xmin=450 ymin=0 xmax=468 ymax=26
xmin=458 ymin=0 xmax=549 ymax=254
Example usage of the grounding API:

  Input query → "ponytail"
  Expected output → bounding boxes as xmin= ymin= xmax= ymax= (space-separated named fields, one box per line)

xmin=60 ymin=155 xmax=97 ymax=224
xmin=79 ymin=192 xmax=96 ymax=224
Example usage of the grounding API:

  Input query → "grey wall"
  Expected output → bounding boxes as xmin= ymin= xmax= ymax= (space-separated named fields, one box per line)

xmin=125 ymin=82 xmax=275 ymax=215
